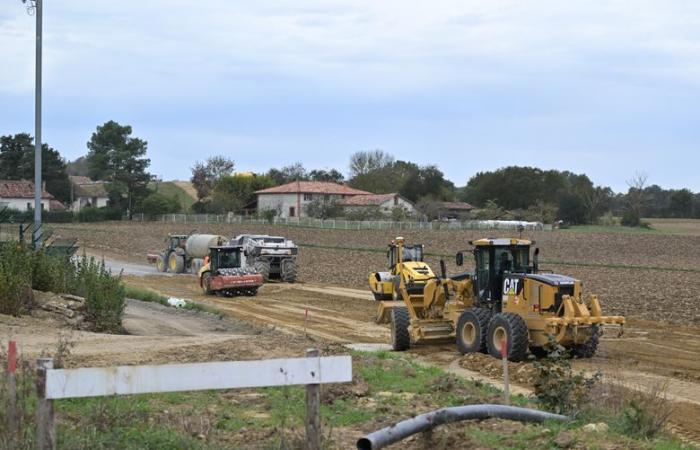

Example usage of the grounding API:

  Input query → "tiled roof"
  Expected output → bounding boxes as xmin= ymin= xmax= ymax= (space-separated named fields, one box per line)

xmin=336 ymin=193 xmax=399 ymax=206
xmin=69 ymin=176 xmax=109 ymax=198
xmin=255 ymin=181 xmax=372 ymax=196
xmin=49 ymin=199 xmax=66 ymax=211
xmin=0 ymin=180 xmax=53 ymax=199
xmin=440 ymin=201 xmax=474 ymax=210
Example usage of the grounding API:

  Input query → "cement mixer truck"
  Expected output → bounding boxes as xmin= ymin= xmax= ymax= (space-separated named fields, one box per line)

xmin=148 ymin=234 xmax=228 ymax=274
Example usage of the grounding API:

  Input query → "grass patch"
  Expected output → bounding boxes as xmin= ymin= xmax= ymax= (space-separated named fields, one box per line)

xmin=0 ymin=350 xmax=683 ymax=449
xmin=124 ymin=285 xmax=168 ymax=305
xmin=123 ymin=282 xmax=222 ymax=316
xmin=150 ymin=181 xmax=196 ymax=212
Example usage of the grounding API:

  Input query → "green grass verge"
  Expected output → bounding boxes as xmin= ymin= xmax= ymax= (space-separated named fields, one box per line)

xmin=123 ymin=284 xmax=222 ymax=316
xmin=47 ymin=351 xmax=687 ymax=449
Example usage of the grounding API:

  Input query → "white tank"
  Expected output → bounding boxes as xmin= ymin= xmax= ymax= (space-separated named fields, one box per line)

xmin=185 ymin=234 xmax=227 ymax=258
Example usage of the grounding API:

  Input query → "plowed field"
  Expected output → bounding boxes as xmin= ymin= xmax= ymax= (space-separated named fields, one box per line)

xmin=51 ymin=221 xmax=700 ymax=324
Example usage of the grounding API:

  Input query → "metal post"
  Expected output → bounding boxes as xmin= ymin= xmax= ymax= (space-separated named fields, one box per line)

xmin=36 ymin=357 xmax=55 ymax=450
xmin=305 ymin=348 xmax=321 ymax=450
xmin=33 ymin=0 xmax=43 ymax=250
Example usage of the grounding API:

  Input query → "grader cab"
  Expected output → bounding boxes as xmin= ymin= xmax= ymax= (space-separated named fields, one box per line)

xmin=370 ymin=237 xmax=625 ymax=361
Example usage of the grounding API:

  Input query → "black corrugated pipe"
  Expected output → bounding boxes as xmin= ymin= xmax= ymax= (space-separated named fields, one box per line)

xmin=356 ymin=404 xmax=567 ymax=450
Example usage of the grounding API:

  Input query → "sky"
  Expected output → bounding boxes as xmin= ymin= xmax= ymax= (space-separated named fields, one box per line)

xmin=1 ymin=1 xmax=699 ymax=193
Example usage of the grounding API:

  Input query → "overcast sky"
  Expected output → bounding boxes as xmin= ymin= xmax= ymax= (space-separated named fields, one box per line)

xmin=1 ymin=1 xmax=698 ymax=192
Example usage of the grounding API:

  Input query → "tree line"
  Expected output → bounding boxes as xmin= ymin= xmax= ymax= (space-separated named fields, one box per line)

xmin=1 ymin=123 xmax=698 ymax=224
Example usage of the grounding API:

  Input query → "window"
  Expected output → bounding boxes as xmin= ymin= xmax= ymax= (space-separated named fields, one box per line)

xmin=289 ymin=206 xmax=296 ymax=217
xmin=304 ymin=194 xmax=313 ymax=201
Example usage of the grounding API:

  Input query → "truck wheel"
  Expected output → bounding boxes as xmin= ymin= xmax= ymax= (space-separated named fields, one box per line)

xmin=281 ymin=259 xmax=297 ymax=283
xmin=391 ymin=307 xmax=410 ymax=351
xmin=169 ymin=253 xmax=185 ymax=274
xmin=572 ymin=325 xmax=600 ymax=358
xmin=254 ymin=260 xmax=270 ymax=282
xmin=486 ymin=313 xmax=529 ymax=362
xmin=156 ymin=253 xmax=168 ymax=272
xmin=201 ymin=272 xmax=213 ymax=295
xmin=456 ymin=308 xmax=492 ymax=354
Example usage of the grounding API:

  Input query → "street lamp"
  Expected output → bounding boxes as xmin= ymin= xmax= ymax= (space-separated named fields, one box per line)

xmin=22 ymin=0 xmax=42 ymax=249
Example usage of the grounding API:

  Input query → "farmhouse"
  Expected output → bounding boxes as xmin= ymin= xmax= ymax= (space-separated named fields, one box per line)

xmin=255 ymin=181 xmax=371 ymax=218
xmin=69 ymin=176 xmax=109 ymax=211
xmin=0 ymin=179 xmax=53 ymax=212
xmin=336 ymin=193 xmax=416 ymax=216
xmin=437 ymin=201 xmax=474 ymax=219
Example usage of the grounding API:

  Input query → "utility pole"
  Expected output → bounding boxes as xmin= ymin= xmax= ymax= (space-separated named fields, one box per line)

xmin=22 ymin=0 xmax=42 ymax=249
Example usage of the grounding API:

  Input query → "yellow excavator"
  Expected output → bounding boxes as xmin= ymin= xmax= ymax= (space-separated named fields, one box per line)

xmin=369 ymin=237 xmax=624 ymax=361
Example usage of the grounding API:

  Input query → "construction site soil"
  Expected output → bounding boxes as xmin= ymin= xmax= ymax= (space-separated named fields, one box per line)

xmin=53 ymin=221 xmax=700 ymax=324
xmin=44 ymin=221 xmax=700 ymax=444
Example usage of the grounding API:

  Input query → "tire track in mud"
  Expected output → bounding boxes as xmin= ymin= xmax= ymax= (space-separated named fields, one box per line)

xmin=203 ymin=295 xmax=388 ymax=343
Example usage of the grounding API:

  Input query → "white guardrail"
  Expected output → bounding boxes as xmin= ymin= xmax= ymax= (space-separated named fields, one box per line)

xmin=131 ymin=213 xmax=552 ymax=231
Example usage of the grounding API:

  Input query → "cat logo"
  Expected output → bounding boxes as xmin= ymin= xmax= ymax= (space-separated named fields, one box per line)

xmin=503 ymin=278 xmax=521 ymax=296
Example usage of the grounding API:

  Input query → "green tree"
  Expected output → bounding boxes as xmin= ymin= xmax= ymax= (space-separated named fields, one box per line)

xmin=190 ymin=155 xmax=235 ymax=202
xmin=266 ymin=162 xmax=308 ymax=185
xmin=0 ymin=133 xmax=71 ymax=204
xmin=135 ymin=192 xmax=181 ymax=215
xmin=308 ymin=169 xmax=344 ymax=183
xmin=304 ymin=197 xmax=343 ymax=219
xmin=669 ymin=189 xmax=693 ymax=218
xmin=210 ymin=173 xmax=275 ymax=213
xmin=86 ymin=121 xmax=151 ymax=216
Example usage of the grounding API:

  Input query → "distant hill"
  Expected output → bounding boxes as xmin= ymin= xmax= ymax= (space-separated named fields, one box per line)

xmin=150 ymin=180 xmax=197 ymax=212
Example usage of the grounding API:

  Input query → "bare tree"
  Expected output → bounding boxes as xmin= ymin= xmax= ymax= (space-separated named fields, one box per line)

xmin=626 ymin=171 xmax=649 ymax=218
xmin=349 ymin=150 xmax=394 ymax=178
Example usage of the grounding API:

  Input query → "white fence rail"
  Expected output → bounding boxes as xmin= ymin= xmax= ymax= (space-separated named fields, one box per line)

xmin=45 ymin=356 xmax=352 ymax=399
xmin=131 ymin=213 xmax=552 ymax=231
xmin=31 ymin=350 xmax=350 ymax=450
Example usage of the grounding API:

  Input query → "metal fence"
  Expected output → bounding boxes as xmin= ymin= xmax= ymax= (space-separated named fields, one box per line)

xmin=130 ymin=213 xmax=552 ymax=232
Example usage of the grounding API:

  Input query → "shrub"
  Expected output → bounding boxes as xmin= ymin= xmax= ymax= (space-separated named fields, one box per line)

xmin=0 ymin=247 xmax=125 ymax=332
xmin=31 ymin=252 xmax=73 ymax=294
xmin=72 ymin=257 xmax=125 ymax=333
xmin=620 ymin=210 xmax=641 ymax=227
xmin=533 ymin=340 xmax=599 ymax=415
xmin=0 ymin=245 xmax=34 ymax=316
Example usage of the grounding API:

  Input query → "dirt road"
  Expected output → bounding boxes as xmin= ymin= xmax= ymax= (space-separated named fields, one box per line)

xmin=121 ymin=270 xmax=700 ymax=445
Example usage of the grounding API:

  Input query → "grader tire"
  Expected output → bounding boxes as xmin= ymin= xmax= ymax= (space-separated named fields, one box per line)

xmin=169 ymin=252 xmax=185 ymax=274
xmin=456 ymin=308 xmax=492 ymax=354
xmin=486 ymin=313 xmax=529 ymax=362
xmin=572 ymin=325 xmax=600 ymax=358
xmin=254 ymin=260 xmax=271 ymax=282
xmin=391 ymin=307 xmax=410 ymax=352
xmin=281 ymin=259 xmax=297 ymax=283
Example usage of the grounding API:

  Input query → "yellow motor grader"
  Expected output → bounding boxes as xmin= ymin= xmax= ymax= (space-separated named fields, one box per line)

xmin=369 ymin=237 xmax=624 ymax=361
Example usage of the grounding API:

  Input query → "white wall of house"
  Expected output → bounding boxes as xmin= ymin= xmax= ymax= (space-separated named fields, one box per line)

xmin=0 ymin=198 xmax=50 ymax=212
xmin=257 ymin=193 xmax=349 ymax=218
xmin=71 ymin=196 xmax=108 ymax=212
xmin=343 ymin=196 xmax=416 ymax=216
